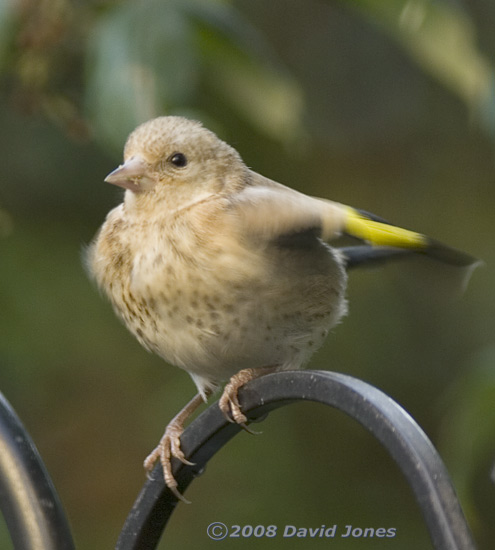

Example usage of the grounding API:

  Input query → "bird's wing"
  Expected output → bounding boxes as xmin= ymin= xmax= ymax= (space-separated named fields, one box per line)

xmin=230 ymin=171 xmax=346 ymax=243
xmin=231 ymin=170 xmax=479 ymax=269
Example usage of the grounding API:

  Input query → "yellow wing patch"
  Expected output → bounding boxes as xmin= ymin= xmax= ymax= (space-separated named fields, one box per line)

xmin=344 ymin=207 xmax=428 ymax=250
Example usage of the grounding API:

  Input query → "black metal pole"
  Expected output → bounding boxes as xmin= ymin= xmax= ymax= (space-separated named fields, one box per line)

xmin=116 ymin=370 xmax=476 ymax=550
xmin=0 ymin=392 xmax=74 ymax=550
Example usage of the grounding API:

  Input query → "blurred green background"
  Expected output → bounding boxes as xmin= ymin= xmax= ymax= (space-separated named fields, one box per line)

xmin=1 ymin=0 xmax=494 ymax=548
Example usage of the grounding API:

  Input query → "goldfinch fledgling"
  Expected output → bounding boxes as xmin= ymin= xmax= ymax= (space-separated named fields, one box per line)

xmin=86 ymin=116 xmax=477 ymax=502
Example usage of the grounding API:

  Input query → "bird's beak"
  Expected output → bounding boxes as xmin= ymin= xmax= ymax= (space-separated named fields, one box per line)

xmin=104 ymin=156 xmax=152 ymax=192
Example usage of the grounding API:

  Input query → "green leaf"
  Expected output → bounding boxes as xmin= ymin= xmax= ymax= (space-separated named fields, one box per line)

xmin=86 ymin=0 xmax=305 ymax=152
xmin=86 ymin=0 xmax=198 ymax=153
xmin=345 ymin=0 xmax=495 ymax=136
xmin=190 ymin=0 xmax=305 ymax=141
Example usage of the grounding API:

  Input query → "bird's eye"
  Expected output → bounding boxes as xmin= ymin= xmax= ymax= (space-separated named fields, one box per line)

xmin=168 ymin=152 xmax=188 ymax=168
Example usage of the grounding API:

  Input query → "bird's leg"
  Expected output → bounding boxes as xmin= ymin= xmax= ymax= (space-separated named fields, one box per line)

xmin=219 ymin=366 xmax=279 ymax=427
xmin=144 ymin=392 xmax=207 ymax=503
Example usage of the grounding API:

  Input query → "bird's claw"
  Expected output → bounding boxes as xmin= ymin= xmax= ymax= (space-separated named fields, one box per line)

xmin=218 ymin=368 xmax=265 ymax=434
xmin=219 ymin=383 xmax=248 ymax=424
xmin=144 ymin=423 xmax=194 ymax=504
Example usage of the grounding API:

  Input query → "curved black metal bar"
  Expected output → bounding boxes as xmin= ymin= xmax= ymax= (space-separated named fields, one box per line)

xmin=116 ymin=370 xmax=476 ymax=550
xmin=0 ymin=392 xmax=74 ymax=550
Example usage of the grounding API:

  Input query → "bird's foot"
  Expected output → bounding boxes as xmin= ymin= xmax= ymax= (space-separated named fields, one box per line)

xmin=144 ymin=393 xmax=205 ymax=504
xmin=219 ymin=367 xmax=278 ymax=431
xmin=144 ymin=421 xmax=193 ymax=503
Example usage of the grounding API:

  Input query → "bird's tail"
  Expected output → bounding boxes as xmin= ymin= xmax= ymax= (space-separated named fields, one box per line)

xmin=341 ymin=207 xmax=481 ymax=292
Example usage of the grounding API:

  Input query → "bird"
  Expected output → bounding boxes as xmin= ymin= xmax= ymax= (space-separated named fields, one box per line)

xmin=86 ymin=116 xmax=478 ymax=502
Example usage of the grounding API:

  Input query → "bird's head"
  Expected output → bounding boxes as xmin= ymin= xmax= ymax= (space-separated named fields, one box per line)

xmin=104 ymin=116 xmax=246 ymax=202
